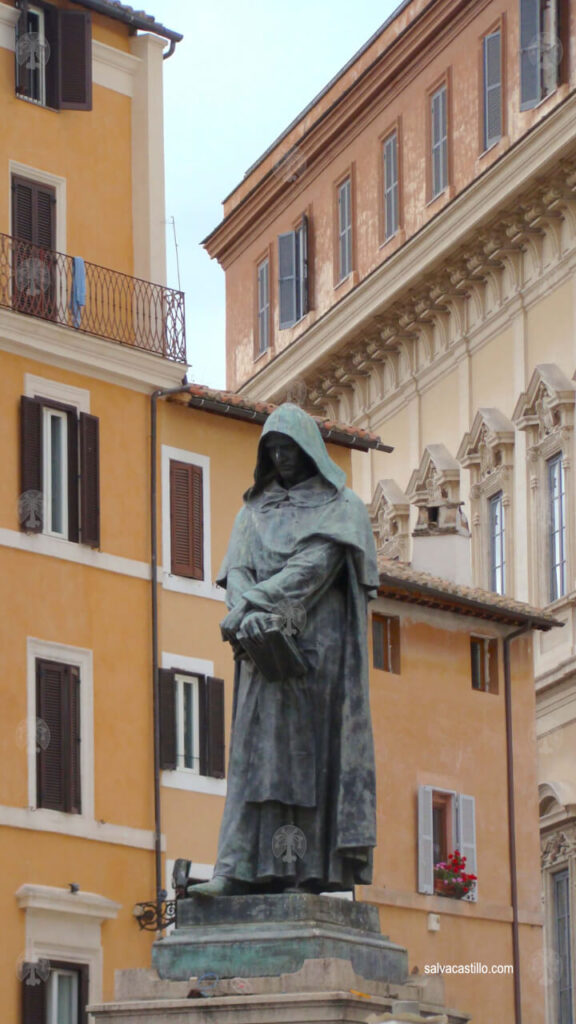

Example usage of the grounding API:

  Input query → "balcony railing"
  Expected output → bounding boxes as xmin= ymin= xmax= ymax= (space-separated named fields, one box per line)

xmin=0 ymin=233 xmax=186 ymax=363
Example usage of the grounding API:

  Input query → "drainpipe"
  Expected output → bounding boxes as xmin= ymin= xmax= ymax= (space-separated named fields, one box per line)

xmin=502 ymin=620 xmax=535 ymax=1024
xmin=150 ymin=383 xmax=191 ymax=933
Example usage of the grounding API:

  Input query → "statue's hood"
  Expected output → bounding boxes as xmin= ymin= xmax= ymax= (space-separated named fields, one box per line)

xmin=253 ymin=403 xmax=347 ymax=494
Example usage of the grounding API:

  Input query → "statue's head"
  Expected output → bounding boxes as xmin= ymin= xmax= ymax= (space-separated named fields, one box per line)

xmin=247 ymin=403 xmax=347 ymax=497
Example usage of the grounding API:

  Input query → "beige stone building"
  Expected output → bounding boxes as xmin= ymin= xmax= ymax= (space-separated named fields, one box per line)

xmin=205 ymin=1 xmax=576 ymax=1021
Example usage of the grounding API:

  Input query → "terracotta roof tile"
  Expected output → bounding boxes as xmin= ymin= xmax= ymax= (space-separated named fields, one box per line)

xmin=70 ymin=0 xmax=182 ymax=41
xmin=378 ymin=557 xmax=562 ymax=630
xmin=170 ymin=383 xmax=392 ymax=453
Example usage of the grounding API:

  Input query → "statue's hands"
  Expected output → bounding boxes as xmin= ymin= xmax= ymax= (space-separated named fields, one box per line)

xmin=240 ymin=610 xmax=278 ymax=640
xmin=220 ymin=601 xmax=247 ymax=643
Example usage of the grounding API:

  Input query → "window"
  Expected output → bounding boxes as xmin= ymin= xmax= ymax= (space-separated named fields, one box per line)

xmin=520 ymin=0 xmax=559 ymax=109
xmin=15 ymin=3 xmax=92 ymax=110
xmin=372 ymin=614 xmax=401 ymax=674
xmin=20 ymin=396 xmax=100 ymax=547
xmin=21 ymin=960 xmax=88 ymax=1024
xmin=483 ymin=28 xmax=502 ymax=149
xmin=257 ymin=258 xmax=270 ymax=355
xmin=489 ymin=491 xmax=505 ymax=594
xmin=418 ymin=786 xmax=477 ymax=899
xmin=159 ymin=669 xmax=225 ymax=778
xmin=337 ymin=178 xmax=352 ymax=280
xmin=383 ymin=132 xmax=399 ymax=240
xmin=553 ymin=868 xmax=573 ymax=1024
xmin=36 ymin=659 xmax=81 ymax=814
xmin=548 ymin=452 xmax=566 ymax=601
xmin=431 ymin=84 xmax=448 ymax=198
xmin=470 ymin=636 xmax=499 ymax=693
xmin=169 ymin=459 xmax=203 ymax=579
xmin=278 ymin=215 xmax=308 ymax=329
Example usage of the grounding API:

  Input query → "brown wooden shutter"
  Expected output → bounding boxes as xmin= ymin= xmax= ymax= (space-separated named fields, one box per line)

xmin=78 ymin=962 xmax=90 ymax=1024
xmin=79 ymin=413 xmax=100 ymax=548
xmin=12 ymin=176 xmax=56 ymax=317
xmin=170 ymin=460 xmax=204 ymax=579
xmin=67 ymin=410 xmax=79 ymax=543
xmin=12 ymin=177 xmax=34 ymax=242
xmin=58 ymin=11 xmax=92 ymax=110
xmin=159 ymin=669 xmax=177 ymax=770
xmin=36 ymin=660 xmax=81 ymax=813
xmin=20 ymin=396 xmax=43 ymax=533
xmin=36 ymin=659 xmax=66 ymax=811
xmin=68 ymin=666 xmax=82 ymax=814
xmin=21 ymin=971 xmax=47 ymax=1024
xmin=200 ymin=677 xmax=225 ymax=779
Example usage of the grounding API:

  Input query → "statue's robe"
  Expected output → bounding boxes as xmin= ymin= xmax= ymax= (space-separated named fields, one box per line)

xmin=214 ymin=404 xmax=378 ymax=890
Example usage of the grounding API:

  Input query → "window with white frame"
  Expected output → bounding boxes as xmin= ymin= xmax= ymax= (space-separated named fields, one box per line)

xmin=15 ymin=2 xmax=92 ymax=110
xmin=418 ymin=786 xmax=477 ymax=900
xmin=489 ymin=490 xmax=505 ymax=594
xmin=483 ymin=28 xmax=502 ymax=149
xmin=159 ymin=668 xmax=224 ymax=779
xmin=431 ymin=84 xmax=448 ymax=198
xmin=383 ymin=131 xmax=399 ymax=240
xmin=21 ymin=958 xmax=89 ymax=1024
xmin=257 ymin=257 xmax=270 ymax=355
xmin=337 ymin=177 xmax=352 ymax=280
xmin=548 ymin=452 xmax=567 ymax=602
xmin=20 ymin=390 xmax=100 ymax=548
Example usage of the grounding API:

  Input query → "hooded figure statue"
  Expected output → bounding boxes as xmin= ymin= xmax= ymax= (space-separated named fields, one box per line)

xmin=189 ymin=403 xmax=378 ymax=896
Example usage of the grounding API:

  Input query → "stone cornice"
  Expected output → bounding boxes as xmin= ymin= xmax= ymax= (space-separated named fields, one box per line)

xmin=239 ymin=93 xmax=576 ymax=410
xmin=0 ymin=308 xmax=185 ymax=393
xmin=205 ymin=0 xmax=488 ymax=266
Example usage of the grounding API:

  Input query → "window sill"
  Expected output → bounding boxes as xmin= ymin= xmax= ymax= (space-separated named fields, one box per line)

xmin=16 ymin=94 xmax=59 ymax=113
xmin=161 ymin=572 xmax=226 ymax=602
xmin=379 ymin=227 xmax=406 ymax=251
xmin=334 ymin=269 xmax=359 ymax=291
xmin=161 ymin=770 xmax=227 ymax=796
xmin=426 ymin=184 xmax=455 ymax=209
xmin=477 ymin=135 xmax=510 ymax=162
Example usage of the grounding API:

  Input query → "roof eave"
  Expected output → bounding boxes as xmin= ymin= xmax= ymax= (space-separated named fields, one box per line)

xmin=69 ymin=0 xmax=183 ymax=43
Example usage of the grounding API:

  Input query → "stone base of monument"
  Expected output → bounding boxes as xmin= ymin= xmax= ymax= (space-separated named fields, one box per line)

xmin=89 ymin=896 xmax=470 ymax=1024
xmin=154 ymin=894 xmax=407 ymax=982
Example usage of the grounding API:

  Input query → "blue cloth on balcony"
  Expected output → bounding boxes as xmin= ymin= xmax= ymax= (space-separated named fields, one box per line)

xmin=70 ymin=257 xmax=86 ymax=328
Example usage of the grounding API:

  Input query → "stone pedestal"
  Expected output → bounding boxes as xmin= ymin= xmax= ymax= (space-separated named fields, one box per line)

xmin=89 ymin=896 xmax=470 ymax=1024
xmin=153 ymin=894 xmax=407 ymax=983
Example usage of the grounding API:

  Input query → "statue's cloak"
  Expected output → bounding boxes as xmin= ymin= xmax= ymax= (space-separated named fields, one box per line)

xmin=215 ymin=404 xmax=378 ymax=888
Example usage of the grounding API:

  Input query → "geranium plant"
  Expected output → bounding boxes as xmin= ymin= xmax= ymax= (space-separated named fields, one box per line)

xmin=433 ymin=849 xmax=477 ymax=899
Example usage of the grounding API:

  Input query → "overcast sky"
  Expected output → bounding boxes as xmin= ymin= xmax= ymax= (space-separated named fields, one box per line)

xmin=157 ymin=0 xmax=400 ymax=388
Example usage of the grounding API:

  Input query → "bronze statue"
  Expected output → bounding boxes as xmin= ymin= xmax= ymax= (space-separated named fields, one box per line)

xmin=189 ymin=404 xmax=378 ymax=896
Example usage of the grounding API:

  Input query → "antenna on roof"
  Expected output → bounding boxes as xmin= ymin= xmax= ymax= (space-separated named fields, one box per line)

xmin=168 ymin=216 xmax=182 ymax=292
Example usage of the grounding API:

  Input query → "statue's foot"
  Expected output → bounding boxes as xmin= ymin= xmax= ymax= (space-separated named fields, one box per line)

xmin=186 ymin=875 xmax=249 ymax=897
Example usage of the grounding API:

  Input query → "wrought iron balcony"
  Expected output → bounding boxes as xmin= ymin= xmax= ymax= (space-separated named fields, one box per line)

xmin=0 ymin=233 xmax=186 ymax=363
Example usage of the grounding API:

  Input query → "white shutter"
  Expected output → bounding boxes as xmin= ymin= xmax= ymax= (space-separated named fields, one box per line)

xmin=418 ymin=785 xmax=434 ymax=894
xmin=456 ymin=793 xmax=477 ymax=901
xmin=484 ymin=30 xmax=502 ymax=149
xmin=278 ymin=232 xmax=297 ymax=328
